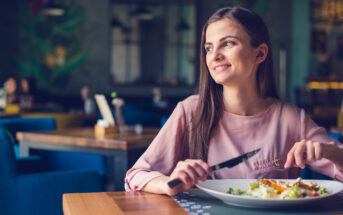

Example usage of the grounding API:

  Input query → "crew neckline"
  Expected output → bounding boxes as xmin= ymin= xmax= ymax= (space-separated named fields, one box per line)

xmin=222 ymin=100 xmax=279 ymax=119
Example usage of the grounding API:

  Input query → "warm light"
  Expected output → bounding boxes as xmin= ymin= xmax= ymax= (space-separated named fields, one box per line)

xmin=308 ymin=81 xmax=343 ymax=89
xmin=41 ymin=0 xmax=65 ymax=16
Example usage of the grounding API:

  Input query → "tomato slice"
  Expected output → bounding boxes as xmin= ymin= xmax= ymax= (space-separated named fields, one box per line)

xmin=311 ymin=192 xmax=319 ymax=197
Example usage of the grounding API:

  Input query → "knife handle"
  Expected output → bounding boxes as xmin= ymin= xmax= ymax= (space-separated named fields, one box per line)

xmin=167 ymin=178 xmax=183 ymax=189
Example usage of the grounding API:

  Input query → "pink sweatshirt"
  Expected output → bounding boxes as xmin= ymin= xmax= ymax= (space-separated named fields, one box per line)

xmin=125 ymin=95 xmax=343 ymax=191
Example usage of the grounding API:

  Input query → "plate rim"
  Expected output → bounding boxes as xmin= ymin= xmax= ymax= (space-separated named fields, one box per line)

xmin=195 ymin=179 xmax=343 ymax=208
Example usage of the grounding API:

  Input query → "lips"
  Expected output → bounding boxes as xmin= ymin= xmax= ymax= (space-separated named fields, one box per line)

xmin=213 ymin=64 xmax=231 ymax=72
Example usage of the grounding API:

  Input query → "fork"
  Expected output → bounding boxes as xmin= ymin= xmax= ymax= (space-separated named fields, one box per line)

xmin=256 ymin=166 xmax=296 ymax=180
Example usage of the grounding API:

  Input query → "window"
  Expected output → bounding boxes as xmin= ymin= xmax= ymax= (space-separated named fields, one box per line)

xmin=110 ymin=1 xmax=196 ymax=87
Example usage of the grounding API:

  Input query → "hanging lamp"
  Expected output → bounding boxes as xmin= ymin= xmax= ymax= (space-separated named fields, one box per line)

xmin=41 ymin=0 xmax=65 ymax=16
xmin=130 ymin=3 xmax=154 ymax=20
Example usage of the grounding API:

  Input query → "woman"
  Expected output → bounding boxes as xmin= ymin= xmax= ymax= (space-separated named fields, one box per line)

xmin=4 ymin=77 xmax=18 ymax=104
xmin=125 ymin=7 xmax=343 ymax=196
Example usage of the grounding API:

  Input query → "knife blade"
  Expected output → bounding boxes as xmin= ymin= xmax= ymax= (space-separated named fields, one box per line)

xmin=167 ymin=148 xmax=261 ymax=189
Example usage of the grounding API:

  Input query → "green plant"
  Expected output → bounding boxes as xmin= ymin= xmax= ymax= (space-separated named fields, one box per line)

xmin=16 ymin=0 xmax=88 ymax=89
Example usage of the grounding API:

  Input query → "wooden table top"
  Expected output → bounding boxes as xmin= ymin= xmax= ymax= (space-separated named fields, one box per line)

xmin=63 ymin=191 xmax=188 ymax=215
xmin=17 ymin=127 xmax=160 ymax=150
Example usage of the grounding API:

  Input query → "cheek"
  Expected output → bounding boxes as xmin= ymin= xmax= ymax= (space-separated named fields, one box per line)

xmin=236 ymin=51 xmax=255 ymax=68
xmin=205 ymin=55 xmax=211 ymax=66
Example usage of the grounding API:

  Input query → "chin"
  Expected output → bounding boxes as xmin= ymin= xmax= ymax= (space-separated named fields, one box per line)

xmin=210 ymin=72 xmax=232 ymax=83
xmin=212 ymin=76 xmax=231 ymax=85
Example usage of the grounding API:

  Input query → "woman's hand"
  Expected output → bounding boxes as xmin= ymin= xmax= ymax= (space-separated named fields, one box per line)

xmin=165 ymin=159 xmax=212 ymax=196
xmin=284 ymin=139 xmax=343 ymax=169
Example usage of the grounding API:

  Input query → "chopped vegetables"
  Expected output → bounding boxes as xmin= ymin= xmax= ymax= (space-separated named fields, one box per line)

xmin=227 ymin=187 xmax=247 ymax=195
xmin=226 ymin=178 xmax=329 ymax=199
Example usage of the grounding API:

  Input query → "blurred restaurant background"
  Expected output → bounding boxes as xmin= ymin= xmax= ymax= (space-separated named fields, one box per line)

xmin=1 ymin=0 xmax=343 ymax=214
xmin=2 ymin=0 xmax=343 ymax=129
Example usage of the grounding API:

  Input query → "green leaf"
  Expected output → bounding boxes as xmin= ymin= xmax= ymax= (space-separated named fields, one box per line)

xmin=0 ymin=126 xmax=16 ymax=145
xmin=68 ymin=4 xmax=80 ymax=20
xmin=28 ymin=56 xmax=49 ymax=88
xmin=20 ymin=23 xmax=52 ymax=54
xmin=14 ymin=58 xmax=32 ymax=77
xmin=53 ymin=16 xmax=85 ymax=34
xmin=52 ymin=50 xmax=89 ymax=80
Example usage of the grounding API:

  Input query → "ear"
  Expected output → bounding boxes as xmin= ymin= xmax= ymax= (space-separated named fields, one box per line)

xmin=255 ymin=43 xmax=268 ymax=64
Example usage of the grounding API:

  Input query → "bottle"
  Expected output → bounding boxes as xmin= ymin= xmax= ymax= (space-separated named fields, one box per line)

xmin=112 ymin=98 xmax=126 ymax=133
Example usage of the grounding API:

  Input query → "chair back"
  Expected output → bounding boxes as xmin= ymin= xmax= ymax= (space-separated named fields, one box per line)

xmin=0 ymin=117 xmax=56 ymax=143
xmin=112 ymin=104 xmax=161 ymax=127
xmin=0 ymin=128 xmax=19 ymax=215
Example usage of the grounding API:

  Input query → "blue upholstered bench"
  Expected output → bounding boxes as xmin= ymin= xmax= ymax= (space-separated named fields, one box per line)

xmin=0 ymin=127 xmax=104 ymax=215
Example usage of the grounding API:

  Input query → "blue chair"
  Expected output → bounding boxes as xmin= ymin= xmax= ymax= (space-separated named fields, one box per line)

xmin=0 ymin=128 xmax=104 ymax=215
xmin=0 ymin=117 xmax=56 ymax=173
xmin=160 ymin=116 xmax=169 ymax=127
xmin=111 ymin=103 xmax=161 ymax=127
xmin=40 ymin=151 xmax=107 ymax=177
xmin=0 ymin=117 xmax=107 ymax=177
xmin=0 ymin=117 xmax=56 ymax=158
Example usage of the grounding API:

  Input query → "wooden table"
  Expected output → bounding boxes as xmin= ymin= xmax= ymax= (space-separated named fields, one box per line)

xmin=17 ymin=127 xmax=159 ymax=190
xmin=63 ymin=191 xmax=187 ymax=215
xmin=63 ymin=190 xmax=343 ymax=215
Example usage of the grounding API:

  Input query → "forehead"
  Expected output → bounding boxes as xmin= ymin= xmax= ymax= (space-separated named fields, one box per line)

xmin=205 ymin=18 xmax=250 ymax=43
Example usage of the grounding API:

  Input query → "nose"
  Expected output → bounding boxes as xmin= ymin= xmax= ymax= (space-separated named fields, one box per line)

xmin=213 ymin=49 xmax=224 ymax=61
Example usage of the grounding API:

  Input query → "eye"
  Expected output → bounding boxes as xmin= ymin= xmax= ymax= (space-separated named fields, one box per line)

xmin=204 ymin=46 xmax=213 ymax=53
xmin=224 ymin=41 xmax=235 ymax=47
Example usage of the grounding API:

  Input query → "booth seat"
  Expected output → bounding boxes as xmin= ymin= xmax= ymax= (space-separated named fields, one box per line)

xmin=113 ymin=103 xmax=162 ymax=127
xmin=0 ymin=117 xmax=56 ymax=157
xmin=21 ymin=112 xmax=85 ymax=130
xmin=0 ymin=128 xmax=104 ymax=215
xmin=22 ymin=114 xmax=106 ymax=176
xmin=0 ymin=117 xmax=106 ymax=176
xmin=0 ymin=117 xmax=56 ymax=173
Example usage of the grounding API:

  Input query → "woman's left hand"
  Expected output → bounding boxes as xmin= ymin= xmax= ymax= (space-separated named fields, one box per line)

xmin=284 ymin=139 xmax=340 ymax=169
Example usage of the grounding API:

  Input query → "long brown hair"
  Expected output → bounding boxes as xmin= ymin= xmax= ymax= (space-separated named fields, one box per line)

xmin=190 ymin=7 xmax=279 ymax=161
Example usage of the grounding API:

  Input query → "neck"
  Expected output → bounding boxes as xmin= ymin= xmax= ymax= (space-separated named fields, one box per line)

xmin=222 ymin=85 xmax=270 ymax=116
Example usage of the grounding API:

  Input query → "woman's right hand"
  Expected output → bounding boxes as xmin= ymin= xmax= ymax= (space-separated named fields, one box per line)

xmin=164 ymin=159 xmax=212 ymax=196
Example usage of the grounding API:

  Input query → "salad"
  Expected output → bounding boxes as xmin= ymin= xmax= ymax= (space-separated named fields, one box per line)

xmin=227 ymin=178 xmax=329 ymax=199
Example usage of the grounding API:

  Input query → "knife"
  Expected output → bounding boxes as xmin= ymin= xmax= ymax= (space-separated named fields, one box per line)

xmin=167 ymin=148 xmax=261 ymax=189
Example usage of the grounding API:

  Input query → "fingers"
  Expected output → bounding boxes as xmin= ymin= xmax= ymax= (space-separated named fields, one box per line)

xmin=285 ymin=140 xmax=305 ymax=168
xmin=192 ymin=161 xmax=211 ymax=181
xmin=285 ymin=139 xmax=326 ymax=169
xmin=314 ymin=141 xmax=323 ymax=160
xmin=293 ymin=140 xmax=306 ymax=168
xmin=176 ymin=160 xmax=210 ymax=183
xmin=306 ymin=140 xmax=315 ymax=161
xmin=168 ymin=159 xmax=212 ymax=193
xmin=284 ymin=146 xmax=296 ymax=168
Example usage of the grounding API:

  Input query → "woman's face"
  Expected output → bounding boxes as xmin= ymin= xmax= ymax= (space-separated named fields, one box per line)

xmin=21 ymin=79 xmax=29 ymax=92
xmin=204 ymin=18 xmax=263 ymax=87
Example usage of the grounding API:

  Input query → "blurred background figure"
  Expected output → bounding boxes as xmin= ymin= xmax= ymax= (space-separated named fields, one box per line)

xmin=80 ymin=86 xmax=96 ymax=115
xmin=317 ymin=51 xmax=332 ymax=77
xmin=4 ymin=77 xmax=18 ymax=104
xmin=152 ymin=87 xmax=167 ymax=109
xmin=19 ymin=78 xmax=35 ymax=109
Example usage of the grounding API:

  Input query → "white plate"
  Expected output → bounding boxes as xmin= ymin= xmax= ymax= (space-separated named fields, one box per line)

xmin=196 ymin=179 xmax=343 ymax=208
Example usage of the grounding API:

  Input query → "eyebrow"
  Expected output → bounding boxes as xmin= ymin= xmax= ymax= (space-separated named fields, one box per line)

xmin=204 ymin=35 xmax=241 ymax=46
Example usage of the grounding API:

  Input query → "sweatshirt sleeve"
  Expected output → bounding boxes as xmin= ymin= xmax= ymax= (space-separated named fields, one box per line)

xmin=125 ymin=101 xmax=190 ymax=191
xmin=300 ymin=109 xmax=343 ymax=181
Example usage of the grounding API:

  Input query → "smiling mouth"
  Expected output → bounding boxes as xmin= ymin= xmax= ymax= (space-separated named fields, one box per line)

xmin=214 ymin=64 xmax=231 ymax=72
